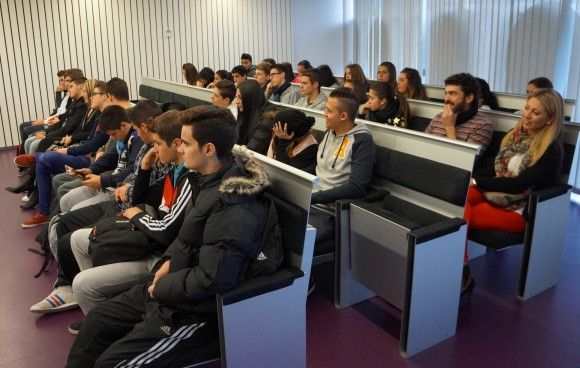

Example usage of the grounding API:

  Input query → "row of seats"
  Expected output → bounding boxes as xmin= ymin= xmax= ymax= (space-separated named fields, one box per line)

xmin=138 ymin=76 xmax=577 ymax=357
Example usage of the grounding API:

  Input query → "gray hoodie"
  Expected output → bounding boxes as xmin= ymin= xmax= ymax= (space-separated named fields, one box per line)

xmin=311 ymin=123 xmax=376 ymax=204
xmin=295 ymin=93 xmax=328 ymax=111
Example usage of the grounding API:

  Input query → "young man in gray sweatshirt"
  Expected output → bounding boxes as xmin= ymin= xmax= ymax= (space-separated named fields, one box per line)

xmin=310 ymin=87 xmax=376 ymax=245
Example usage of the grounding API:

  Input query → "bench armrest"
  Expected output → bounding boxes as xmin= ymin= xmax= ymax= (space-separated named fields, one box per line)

xmin=336 ymin=190 xmax=390 ymax=210
xmin=531 ymin=183 xmax=571 ymax=203
xmin=409 ymin=217 xmax=466 ymax=244
xmin=219 ymin=268 xmax=304 ymax=306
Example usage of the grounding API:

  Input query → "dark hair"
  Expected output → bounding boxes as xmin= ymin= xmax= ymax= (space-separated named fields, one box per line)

xmin=444 ymin=73 xmax=480 ymax=105
xmin=237 ymin=80 xmax=268 ymax=145
xmin=369 ymin=81 xmax=411 ymax=123
xmin=302 ymin=69 xmax=322 ymax=92
xmin=94 ymin=80 xmax=107 ymax=93
xmin=65 ymin=68 xmax=84 ymax=79
xmin=329 ymin=87 xmax=359 ymax=121
xmin=379 ymin=61 xmax=397 ymax=90
xmin=128 ymin=100 xmax=163 ymax=128
xmin=528 ymin=77 xmax=553 ymax=89
xmin=216 ymin=80 xmax=236 ymax=102
xmin=57 ymin=70 xmax=66 ymax=77
xmin=298 ymin=60 xmax=313 ymax=71
xmin=100 ymin=105 xmax=130 ymax=131
xmin=105 ymin=77 xmax=130 ymax=101
xmin=281 ymin=62 xmax=294 ymax=81
xmin=182 ymin=63 xmax=199 ymax=85
xmin=161 ymin=101 xmax=187 ymax=112
xmin=215 ymin=69 xmax=232 ymax=82
xmin=318 ymin=64 xmax=339 ymax=87
xmin=241 ymin=53 xmax=253 ymax=62
xmin=344 ymin=63 xmax=370 ymax=91
xmin=477 ymin=78 xmax=499 ymax=110
xmin=181 ymin=106 xmax=238 ymax=161
xmin=271 ymin=109 xmax=316 ymax=157
xmin=344 ymin=79 xmax=368 ymax=104
xmin=231 ymin=65 xmax=248 ymax=76
xmin=400 ymin=68 xmax=427 ymax=100
xmin=70 ymin=77 xmax=87 ymax=85
xmin=198 ymin=67 xmax=215 ymax=87
xmin=262 ymin=58 xmax=277 ymax=66
xmin=151 ymin=110 xmax=183 ymax=145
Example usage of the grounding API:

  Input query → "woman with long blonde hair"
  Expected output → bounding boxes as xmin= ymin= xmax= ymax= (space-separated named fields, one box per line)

xmin=463 ymin=88 xmax=564 ymax=295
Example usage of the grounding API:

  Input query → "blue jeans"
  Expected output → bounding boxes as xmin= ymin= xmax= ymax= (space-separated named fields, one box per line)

xmin=36 ymin=152 xmax=91 ymax=215
xmin=19 ymin=121 xmax=44 ymax=143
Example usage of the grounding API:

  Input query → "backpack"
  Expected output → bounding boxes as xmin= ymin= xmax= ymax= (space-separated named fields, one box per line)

xmin=246 ymin=195 xmax=284 ymax=278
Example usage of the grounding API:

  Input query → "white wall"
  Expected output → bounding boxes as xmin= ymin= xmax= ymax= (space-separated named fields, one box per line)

xmin=0 ymin=0 xmax=293 ymax=148
xmin=291 ymin=0 xmax=346 ymax=77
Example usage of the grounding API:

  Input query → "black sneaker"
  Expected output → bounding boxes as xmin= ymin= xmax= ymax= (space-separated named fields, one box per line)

xmin=68 ymin=320 xmax=83 ymax=335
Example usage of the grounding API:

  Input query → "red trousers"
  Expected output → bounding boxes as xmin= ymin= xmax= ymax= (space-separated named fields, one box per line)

xmin=464 ymin=186 xmax=525 ymax=262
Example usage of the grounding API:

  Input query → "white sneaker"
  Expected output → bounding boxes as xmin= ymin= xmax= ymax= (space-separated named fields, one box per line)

xmin=30 ymin=286 xmax=78 ymax=314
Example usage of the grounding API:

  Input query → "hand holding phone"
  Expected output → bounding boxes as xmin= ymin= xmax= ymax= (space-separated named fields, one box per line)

xmin=64 ymin=165 xmax=87 ymax=179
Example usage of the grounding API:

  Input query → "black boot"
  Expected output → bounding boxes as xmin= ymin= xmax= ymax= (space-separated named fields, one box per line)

xmin=5 ymin=176 xmax=34 ymax=194
xmin=20 ymin=189 xmax=39 ymax=210
xmin=461 ymin=264 xmax=476 ymax=297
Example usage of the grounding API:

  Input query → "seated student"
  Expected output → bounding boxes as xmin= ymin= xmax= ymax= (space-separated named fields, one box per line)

xmin=206 ymin=69 xmax=232 ymax=89
xmin=295 ymin=69 xmax=328 ymax=111
xmin=318 ymin=64 xmax=340 ymax=88
xmin=425 ymin=73 xmax=493 ymax=153
xmin=397 ymin=67 xmax=427 ymax=100
xmin=231 ymin=65 xmax=248 ymax=87
xmin=309 ymin=87 xmax=376 ymax=243
xmin=29 ymin=110 xmax=186 ymax=320
xmin=236 ymin=79 xmax=275 ymax=154
xmin=66 ymin=106 xmax=269 ymax=368
xmin=463 ymin=89 xmax=564 ymax=295
xmin=18 ymin=69 xmax=83 ymax=152
xmin=211 ymin=80 xmax=237 ymax=119
xmin=196 ymin=67 xmax=215 ymax=88
xmin=358 ymin=81 xmax=411 ymax=128
xmin=58 ymin=105 xmax=143 ymax=213
xmin=477 ymin=78 xmax=499 ymax=110
xmin=241 ymin=52 xmax=256 ymax=77
xmin=377 ymin=61 xmax=397 ymax=92
xmin=344 ymin=63 xmax=370 ymax=92
xmin=268 ymin=63 xmax=301 ymax=105
xmin=69 ymin=111 xmax=189 ymax=325
xmin=293 ymin=59 xmax=313 ymax=84
xmin=343 ymin=79 xmax=368 ymax=105
xmin=182 ymin=63 xmax=199 ymax=86
xmin=526 ymin=76 xmax=553 ymax=96
xmin=16 ymin=81 xmax=110 ymax=228
xmin=267 ymin=109 xmax=318 ymax=174
xmin=254 ymin=62 xmax=272 ymax=94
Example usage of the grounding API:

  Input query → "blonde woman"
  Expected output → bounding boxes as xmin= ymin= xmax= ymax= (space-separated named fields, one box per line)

xmin=463 ymin=89 xmax=564 ymax=294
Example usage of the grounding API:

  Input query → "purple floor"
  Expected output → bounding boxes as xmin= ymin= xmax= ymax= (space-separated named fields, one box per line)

xmin=1 ymin=148 xmax=579 ymax=368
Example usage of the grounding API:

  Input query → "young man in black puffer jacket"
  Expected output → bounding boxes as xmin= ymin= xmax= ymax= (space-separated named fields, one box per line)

xmin=67 ymin=106 xmax=271 ymax=368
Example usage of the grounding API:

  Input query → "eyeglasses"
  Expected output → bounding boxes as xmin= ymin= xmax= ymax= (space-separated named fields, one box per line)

xmin=270 ymin=72 xmax=282 ymax=76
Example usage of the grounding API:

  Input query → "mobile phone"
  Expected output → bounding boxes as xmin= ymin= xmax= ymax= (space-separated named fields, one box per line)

xmin=64 ymin=165 xmax=86 ymax=179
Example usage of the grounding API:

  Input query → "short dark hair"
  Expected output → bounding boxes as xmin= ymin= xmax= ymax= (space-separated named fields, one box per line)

xmin=161 ymin=101 xmax=187 ymax=112
xmin=301 ymin=69 xmax=322 ymax=91
xmin=65 ymin=68 xmax=84 ymax=80
xmin=231 ymin=65 xmax=247 ymax=76
xmin=216 ymin=80 xmax=236 ymax=102
xmin=241 ymin=53 xmax=252 ymax=62
xmin=94 ymin=80 xmax=107 ymax=93
xmin=57 ymin=70 xmax=66 ymax=77
xmin=444 ymin=73 xmax=480 ymax=103
xmin=528 ymin=77 xmax=553 ymax=89
xmin=151 ymin=110 xmax=183 ymax=145
xmin=105 ymin=77 xmax=130 ymax=101
xmin=272 ymin=63 xmax=291 ymax=79
xmin=298 ymin=60 xmax=313 ymax=70
xmin=262 ymin=58 xmax=276 ymax=66
xmin=256 ymin=62 xmax=272 ymax=74
xmin=198 ymin=67 xmax=215 ymax=87
xmin=329 ymin=87 xmax=359 ymax=121
xmin=215 ymin=69 xmax=232 ymax=81
xmin=70 ymin=77 xmax=87 ymax=86
xmin=180 ymin=106 xmax=238 ymax=162
xmin=100 ymin=105 xmax=130 ymax=131
xmin=128 ymin=100 xmax=162 ymax=127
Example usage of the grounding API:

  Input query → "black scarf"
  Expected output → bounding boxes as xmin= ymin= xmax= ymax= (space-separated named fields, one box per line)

xmin=455 ymin=103 xmax=478 ymax=126
xmin=271 ymin=81 xmax=292 ymax=102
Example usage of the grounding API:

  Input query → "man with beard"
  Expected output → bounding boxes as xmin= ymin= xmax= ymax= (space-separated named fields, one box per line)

xmin=425 ymin=73 xmax=493 ymax=154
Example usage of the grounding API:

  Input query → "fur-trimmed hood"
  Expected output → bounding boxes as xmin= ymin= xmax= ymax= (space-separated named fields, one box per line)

xmin=218 ymin=145 xmax=270 ymax=196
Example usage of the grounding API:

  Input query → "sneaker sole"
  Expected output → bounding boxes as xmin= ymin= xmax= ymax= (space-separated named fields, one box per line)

xmin=21 ymin=221 xmax=48 ymax=229
xmin=68 ymin=327 xmax=79 ymax=336
xmin=30 ymin=302 xmax=79 ymax=314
